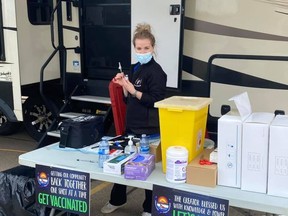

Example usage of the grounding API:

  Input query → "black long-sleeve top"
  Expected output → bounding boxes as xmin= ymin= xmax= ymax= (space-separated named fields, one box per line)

xmin=125 ymin=58 xmax=167 ymax=135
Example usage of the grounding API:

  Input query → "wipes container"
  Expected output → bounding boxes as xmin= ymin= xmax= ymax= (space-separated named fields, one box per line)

xmin=166 ymin=146 xmax=188 ymax=183
xmin=155 ymin=96 xmax=212 ymax=172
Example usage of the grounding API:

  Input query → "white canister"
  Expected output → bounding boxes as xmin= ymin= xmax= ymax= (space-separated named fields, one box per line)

xmin=166 ymin=146 xmax=188 ymax=183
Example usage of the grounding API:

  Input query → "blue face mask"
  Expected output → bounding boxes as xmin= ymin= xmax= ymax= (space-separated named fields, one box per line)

xmin=135 ymin=52 xmax=152 ymax=64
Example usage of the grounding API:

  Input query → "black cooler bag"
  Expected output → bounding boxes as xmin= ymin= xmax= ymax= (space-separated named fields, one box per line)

xmin=59 ymin=115 xmax=104 ymax=148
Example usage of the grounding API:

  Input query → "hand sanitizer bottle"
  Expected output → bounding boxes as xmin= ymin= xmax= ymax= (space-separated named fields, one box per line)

xmin=124 ymin=135 xmax=137 ymax=154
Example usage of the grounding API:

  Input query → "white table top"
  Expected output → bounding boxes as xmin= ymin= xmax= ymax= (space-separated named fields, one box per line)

xmin=18 ymin=143 xmax=288 ymax=215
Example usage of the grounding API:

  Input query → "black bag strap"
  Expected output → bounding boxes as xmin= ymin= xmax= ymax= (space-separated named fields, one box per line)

xmin=59 ymin=123 xmax=70 ymax=148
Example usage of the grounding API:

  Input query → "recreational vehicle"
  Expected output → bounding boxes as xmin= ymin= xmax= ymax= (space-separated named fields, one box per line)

xmin=1 ymin=0 xmax=288 ymax=142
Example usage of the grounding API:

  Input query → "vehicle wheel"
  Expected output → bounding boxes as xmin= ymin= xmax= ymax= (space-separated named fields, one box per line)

xmin=0 ymin=106 xmax=20 ymax=135
xmin=23 ymin=96 xmax=61 ymax=141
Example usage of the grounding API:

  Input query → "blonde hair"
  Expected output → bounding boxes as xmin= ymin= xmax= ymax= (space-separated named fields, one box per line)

xmin=132 ymin=23 xmax=155 ymax=47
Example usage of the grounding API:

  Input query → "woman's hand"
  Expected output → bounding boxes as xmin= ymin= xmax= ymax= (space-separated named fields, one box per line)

xmin=122 ymin=79 xmax=139 ymax=97
xmin=112 ymin=72 xmax=125 ymax=86
xmin=113 ymin=72 xmax=140 ymax=98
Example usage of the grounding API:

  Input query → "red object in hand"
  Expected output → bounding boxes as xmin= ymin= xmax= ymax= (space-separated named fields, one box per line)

xmin=199 ymin=159 xmax=213 ymax=165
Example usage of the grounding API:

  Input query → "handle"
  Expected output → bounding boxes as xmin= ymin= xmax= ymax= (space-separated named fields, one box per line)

xmin=170 ymin=4 xmax=181 ymax=15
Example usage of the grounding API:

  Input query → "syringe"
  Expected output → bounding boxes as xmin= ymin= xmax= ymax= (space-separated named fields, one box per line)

xmin=118 ymin=62 xmax=122 ymax=73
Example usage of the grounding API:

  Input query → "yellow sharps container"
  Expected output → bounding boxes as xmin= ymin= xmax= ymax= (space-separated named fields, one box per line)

xmin=154 ymin=96 xmax=212 ymax=173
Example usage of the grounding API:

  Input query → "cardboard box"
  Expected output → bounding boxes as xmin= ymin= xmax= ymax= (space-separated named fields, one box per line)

xmin=186 ymin=148 xmax=217 ymax=187
xmin=268 ymin=115 xmax=288 ymax=198
xmin=124 ymin=154 xmax=155 ymax=180
xmin=241 ymin=112 xmax=274 ymax=193
xmin=103 ymin=153 xmax=135 ymax=175
xmin=217 ymin=112 xmax=244 ymax=188
xmin=149 ymin=141 xmax=162 ymax=162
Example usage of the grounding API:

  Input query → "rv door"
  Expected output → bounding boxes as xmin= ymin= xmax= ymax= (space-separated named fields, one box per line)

xmin=132 ymin=0 xmax=184 ymax=89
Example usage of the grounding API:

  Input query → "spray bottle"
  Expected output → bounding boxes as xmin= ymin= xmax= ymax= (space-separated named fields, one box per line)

xmin=124 ymin=135 xmax=137 ymax=154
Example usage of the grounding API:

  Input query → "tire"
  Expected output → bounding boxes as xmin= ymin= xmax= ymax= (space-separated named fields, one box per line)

xmin=0 ymin=106 xmax=20 ymax=135
xmin=23 ymin=96 xmax=62 ymax=141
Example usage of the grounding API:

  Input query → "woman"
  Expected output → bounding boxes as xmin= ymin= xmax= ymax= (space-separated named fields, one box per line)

xmin=101 ymin=23 xmax=167 ymax=216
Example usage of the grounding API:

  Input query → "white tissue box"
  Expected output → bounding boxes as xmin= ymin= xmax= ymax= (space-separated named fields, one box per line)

xmin=217 ymin=113 xmax=243 ymax=188
xmin=268 ymin=115 xmax=288 ymax=198
xmin=241 ymin=112 xmax=274 ymax=193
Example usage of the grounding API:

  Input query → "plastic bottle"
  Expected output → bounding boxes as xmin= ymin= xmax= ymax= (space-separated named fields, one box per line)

xmin=140 ymin=134 xmax=149 ymax=154
xmin=98 ymin=138 xmax=110 ymax=168
xmin=124 ymin=135 xmax=137 ymax=154
xmin=166 ymin=146 xmax=188 ymax=183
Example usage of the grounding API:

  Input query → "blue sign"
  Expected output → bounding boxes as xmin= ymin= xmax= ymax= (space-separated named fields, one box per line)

xmin=152 ymin=185 xmax=229 ymax=216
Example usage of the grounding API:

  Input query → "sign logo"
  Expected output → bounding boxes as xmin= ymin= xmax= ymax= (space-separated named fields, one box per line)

xmin=37 ymin=171 xmax=49 ymax=187
xmin=154 ymin=195 xmax=171 ymax=214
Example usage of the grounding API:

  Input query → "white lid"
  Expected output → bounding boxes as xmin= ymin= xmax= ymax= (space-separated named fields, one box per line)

xmin=154 ymin=96 xmax=212 ymax=111
xmin=166 ymin=146 xmax=188 ymax=156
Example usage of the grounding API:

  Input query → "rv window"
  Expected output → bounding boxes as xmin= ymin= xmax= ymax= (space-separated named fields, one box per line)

xmin=27 ymin=0 xmax=53 ymax=25
xmin=82 ymin=0 xmax=131 ymax=80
